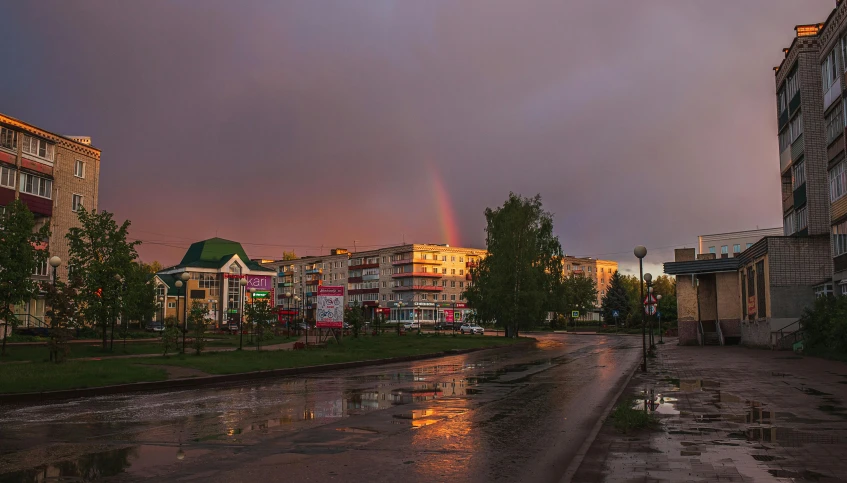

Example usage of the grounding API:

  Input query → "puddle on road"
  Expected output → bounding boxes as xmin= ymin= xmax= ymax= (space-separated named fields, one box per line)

xmin=0 ymin=445 xmax=211 ymax=483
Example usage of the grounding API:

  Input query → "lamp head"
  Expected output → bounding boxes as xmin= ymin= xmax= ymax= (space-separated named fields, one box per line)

xmin=180 ymin=272 xmax=190 ymax=282
xmin=644 ymin=273 xmax=652 ymax=283
xmin=49 ymin=256 xmax=62 ymax=268
xmin=634 ymin=246 xmax=647 ymax=259
xmin=657 ymin=294 xmax=662 ymax=300
xmin=240 ymin=278 xmax=248 ymax=286
xmin=285 ymin=292 xmax=292 ymax=297
xmin=174 ymin=280 xmax=183 ymax=288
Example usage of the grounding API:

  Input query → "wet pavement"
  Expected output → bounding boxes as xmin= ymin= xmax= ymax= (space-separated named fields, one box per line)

xmin=572 ymin=342 xmax=847 ymax=483
xmin=0 ymin=334 xmax=640 ymax=483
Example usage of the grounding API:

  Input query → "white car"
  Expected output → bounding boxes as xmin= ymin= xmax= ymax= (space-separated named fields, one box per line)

xmin=459 ymin=324 xmax=484 ymax=335
xmin=402 ymin=321 xmax=420 ymax=330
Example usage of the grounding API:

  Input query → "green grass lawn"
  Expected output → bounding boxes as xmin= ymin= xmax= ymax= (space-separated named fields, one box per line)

xmin=0 ymin=359 xmax=168 ymax=394
xmin=0 ymin=334 xmax=524 ymax=394
xmin=0 ymin=335 xmax=297 ymax=362
xmin=135 ymin=333 xmax=524 ymax=375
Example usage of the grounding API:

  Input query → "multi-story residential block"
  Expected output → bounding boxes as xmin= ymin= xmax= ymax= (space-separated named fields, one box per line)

xmin=0 ymin=113 xmax=100 ymax=326
xmin=698 ymin=228 xmax=784 ymax=259
xmin=562 ymin=255 xmax=618 ymax=307
xmin=268 ymin=244 xmax=486 ymax=327
xmin=817 ymin=2 xmax=847 ymax=292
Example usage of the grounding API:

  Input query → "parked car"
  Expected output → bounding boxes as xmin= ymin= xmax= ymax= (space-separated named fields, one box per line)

xmin=434 ymin=322 xmax=461 ymax=331
xmin=402 ymin=321 xmax=420 ymax=330
xmin=228 ymin=323 xmax=240 ymax=334
xmin=145 ymin=322 xmax=165 ymax=333
xmin=459 ymin=324 xmax=484 ymax=335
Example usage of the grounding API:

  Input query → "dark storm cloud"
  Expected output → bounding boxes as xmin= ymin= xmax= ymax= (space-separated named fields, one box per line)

xmin=0 ymin=0 xmax=834 ymax=270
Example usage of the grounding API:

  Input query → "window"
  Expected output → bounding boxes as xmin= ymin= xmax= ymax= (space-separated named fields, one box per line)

xmin=442 ymin=268 xmax=447 ymax=274
xmin=831 ymin=161 xmax=847 ymax=202
xmin=777 ymin=88 xmax=786 ymax=113
xmin=0 ymin=127 xmax=15 ymax=151
xmin=784 ymin=212 xmax=795 ymax=236
xmin=459 ymin=257 xmax=463 ymax=262
xmin=823 ymin=48 xmax=840 ymax=91
xmin=459 ymin=282 xmax=464 ymax=288
xmin=72 ymin=194 xmax=83 ymax=212
xmin=842 ymin=284 xmax=847 ymax=296
xmin=793 ymin=160 xmax=806 ymax=189
xmin=786 ymin=69 xmax=799 ymax=101
xmin=566 ymin=264 xmax=571 ymax=271
xmin=168 ymin=302 xmax=177 ymax=309
xmin=709 ymin=247 xmax=716 ymax=254
xmin=746 ymin=243 xmax=753 ymax=249
xmin=74 ymin=160 xmax=85 ymax=178
xmin=19 ymin=173 xmax=52 ymax=199
xmin=21 ymin=134 xmax=54 ymax=161
xmin=451 ymin=281 xmax=456 ymax=287
xmin=834 ymin=220 xmax=847 ymax=257
xmin=815 ymin=284 xmax=834 ymax=298
xmin=32 ymin=260 xmax=48 ymax=276
xmin=441 ymin=280 xmax=446 ymax=287
xmin=441 ymin=294 xmax=447 ymax=301
xmin=790 ymin=113 xmax=803 ymax=142
xmin=796 ymin=206 xmax=808 ymax=231
xmin=459 ymin=269 xmax=464 ymax=275
xmin=733 ymin=244 xmax=741 ymax=253
xmin=451 ymin=256 xmax=455 ymax=262
xmin=827 ymin=101 xmax=844 ymax=144
xmin=0 ymin=166 xmax=14 ymax=189
xmin=721 ymin=246 xmax=728 ymax=254
xmin=450 ymin=269 xmax=455 ymax=275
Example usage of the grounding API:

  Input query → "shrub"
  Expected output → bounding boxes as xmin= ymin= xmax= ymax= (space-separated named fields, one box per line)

xmin=801 ymin=295 xmax=847 ymax=353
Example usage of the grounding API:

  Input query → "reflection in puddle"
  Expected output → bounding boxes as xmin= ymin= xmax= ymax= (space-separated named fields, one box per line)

xmin=633 ymin=391 xmax=680 ymax=416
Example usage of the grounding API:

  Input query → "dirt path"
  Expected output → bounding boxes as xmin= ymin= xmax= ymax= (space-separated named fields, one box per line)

xmin=134 ymin=364 xmax=210 ymax=379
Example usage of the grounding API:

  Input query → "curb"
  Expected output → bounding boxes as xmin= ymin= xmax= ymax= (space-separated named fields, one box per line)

xmin=559 ymin=351 xmax=642 ymax=483
xmin=0 ymin=341 xmax=532 ymax=404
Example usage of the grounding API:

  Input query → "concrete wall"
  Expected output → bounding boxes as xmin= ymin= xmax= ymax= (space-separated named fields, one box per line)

xmin=678 ymin=320 xmax=699 ymax=346
xmin=697 ymin=274 xmax=717 ymax=322
xmin=741 ymin=319 xmax=771 ymax=348
xmin=716 ymin=272 xmax=741 ymax=321
xmin=676 ymin=275 xmax=697 ymax=322
xmin=770 ymin=285 xmax=815 ymax=320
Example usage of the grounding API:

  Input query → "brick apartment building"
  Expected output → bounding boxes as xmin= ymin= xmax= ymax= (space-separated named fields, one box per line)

xmin=268 ymin=244 xmax=486 ymax=326
xmin=562 ymin=255 xmax=618 ymax=307
xmin=664 ymin=21 xmax=840 ymax=347
xmin=697 ymin=228 xmax=784 ymax=259
xmin=0 ymin=113 xmax=100 ymax=326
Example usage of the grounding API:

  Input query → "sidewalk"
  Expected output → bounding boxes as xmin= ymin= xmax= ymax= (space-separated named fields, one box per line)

xmin=70 ymin=336 xmax=304 ymax=361
xmin=571 ymin=342 xmax=847 ymax=482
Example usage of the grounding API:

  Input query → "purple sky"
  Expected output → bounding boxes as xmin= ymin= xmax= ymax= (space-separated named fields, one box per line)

xmin=0 ymin=1 xmax=835 ymax=274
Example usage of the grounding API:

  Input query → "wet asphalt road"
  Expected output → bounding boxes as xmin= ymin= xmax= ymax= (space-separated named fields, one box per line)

xmin=0 ymin=334 xmax=640 ymax=483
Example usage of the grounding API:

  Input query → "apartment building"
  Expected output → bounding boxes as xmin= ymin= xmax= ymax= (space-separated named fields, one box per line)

xmin=697 ymin=228 xmax=785 ymax=259
xmin=272 ymin=249 xmax=351 ymax=322
xmin=817 ymin=2 xmax=847 ymax=292
xmin=562 ymin=255 xmax=619 ymax=307
xmin=0 ymin=113 xmax=100 ymax=326
xmin=268 ymin=244 xmax=486 ymax=326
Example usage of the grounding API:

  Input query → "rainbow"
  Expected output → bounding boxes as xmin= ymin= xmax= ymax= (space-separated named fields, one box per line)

xmin=429 ymin=164 xmax=461 ymax=246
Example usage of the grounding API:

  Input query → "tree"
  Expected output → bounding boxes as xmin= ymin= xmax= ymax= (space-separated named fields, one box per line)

xmin=281 ymin=251 xmax=298 ymax=261
xmin=66 ymin=208 xmax=139 ymax=349
xmin=188 ymin=301 xmax=208 ymax=355
xmin=620 ymin=275 xmax=644 ymax=327
xmin=652 ymin=275 xmax=677 ymax=323
xmin=161 ymin=316 xmax=180 ymax=355
xmin=43 ymin=279 xmax=79 ymax=363
xmin=245 ymin=298 xmax=274 ymax=350
xmin=119 ymin=262 xmax=158 ymax=346
xmin=601 ymin=271 xmax=632 ymax=325
xmin=0 ymin=200 xmax=50 ymax=356
xmin=140 ymin=261 xmax=163 ymax=274
xmin=563 ymin=275 xmax=598 ymax=323
xmin=464 ymin=193 xmax=561 ymax=337
xmin=344 ymin=302 xmax=365 ymax=338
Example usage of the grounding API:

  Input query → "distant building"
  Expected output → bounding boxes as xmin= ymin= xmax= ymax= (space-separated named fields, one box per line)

xmin=156 ymin=238 xmax=276 ymax=328
xmin=562 ymin=255 xmax=619 ymax=307
xmin=698 ymin=228 xmax=784 ymax=259
xmin=267 ymin=244 xmax=486 ymax=326
xmin=0 ymin=113 xmax=101 ymax=327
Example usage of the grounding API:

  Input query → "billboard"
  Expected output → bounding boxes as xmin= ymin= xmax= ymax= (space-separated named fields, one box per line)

xmin=316 ymin=286 xmax=344 ymax=328
xmin=445 ymin=310 xmax=454 ymax=323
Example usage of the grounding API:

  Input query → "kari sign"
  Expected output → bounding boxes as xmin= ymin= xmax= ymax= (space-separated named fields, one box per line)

xmin=223 ymin=274 xmax=272 ymax=291
xmin=316 ymin=286 xmax=344 ymax=328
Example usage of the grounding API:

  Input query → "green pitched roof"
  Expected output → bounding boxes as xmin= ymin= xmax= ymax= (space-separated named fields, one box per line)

xmin=175 ymin=237 xmax=274 ymax=272
xmin=155 ymin=273 xmax=180 ymax=296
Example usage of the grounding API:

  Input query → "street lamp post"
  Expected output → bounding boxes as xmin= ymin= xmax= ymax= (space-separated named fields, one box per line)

xmin=397 ymin=301 xmax=405 ymax=335
xmin=158 ymin=295 xmax=165 ymax=324
xmin=645 ymin=274 xmax=654 ymax=351
xmin=238 ymin=278 xmax=248 ymax=350
xmin=112 ymin=273 xmax=125 ymax=351
xmin=49 ymin=256 xmax=61 ymax=290
xmin=634 ymin=246 xmax=647 ymax=372
xmin=657 ymin=294 xmax=664 ymax=344
xmin=248 ymin=287 xmax=256 ymax=344
xmin=179 ymin=272 xmax=190 ymax=353
xmin=285 ymin=292 xmax=292 ymax=338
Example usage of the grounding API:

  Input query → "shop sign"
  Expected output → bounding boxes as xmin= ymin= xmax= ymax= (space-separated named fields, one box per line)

xmin=251 ymin=291 xmax=269 ymax=298
xmin=316 ymin=286 xmax=344 ymax=328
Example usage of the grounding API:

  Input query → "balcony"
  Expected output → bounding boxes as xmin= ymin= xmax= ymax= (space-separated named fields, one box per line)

xmin=19 ymin=193 xmax=53 ymax=217
xmin=393 ymin=285 xmax=444 ymax=292
xmin=466 ymin=261 xmax=478 ymax=268
xmin=277 ymin=282 xmax=293 ymax=287
xmin=349 ymin=262 xmax=379 ymax=269
xmin=348 ymin=276 xmax=363 ymax=283
xmin=466 ymin=274 xmax=472 ymax=281
xmin=362 ymin=274 xmax=380 ymax=281
xmin=825 ymin=80 xmax=842 ymax=110
xmin=392 ymin=272 xmax=443 ymax=278
xmin=782 ymin=193 xmax=794 ymax=213
xmin=305 ymin=268 xmax=322 ymax=275
xmin=277 ymin=271 xmax=294 ymax=277
xmin=306 ymin=279 xmax=321 ymax=285
xmin=349 ymin=288 xmax=379 ymax=295
xmin=392 ymin=259 xmax=442 ymax=266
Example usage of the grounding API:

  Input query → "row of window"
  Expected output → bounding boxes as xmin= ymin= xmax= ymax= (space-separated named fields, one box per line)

xmin=707 ymin=243 xmax=753 ymax=255
xmin=381 ymin=293 xmax=465 ymax=302
xmin=822 ymin=47 xmax=840 ymax=92
xmin=793 ymin=160 xmax=806 ymax=189
xmin=779 ymin=113 xmax=804 ymax=152
xmin=830 ymin=160 xmax=847 ymax=202
xmin=826 ymin=99 xmax=845 ymax=145
xmin=0 ymin=166 xmax=85 ymax=210
xmin=833 ymin=220 xmax=847 ymax=257
xmin=784 ymin=206 xmax=808 ymax=236
xmin=777 ymin=69 xmax=799 ymax=113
